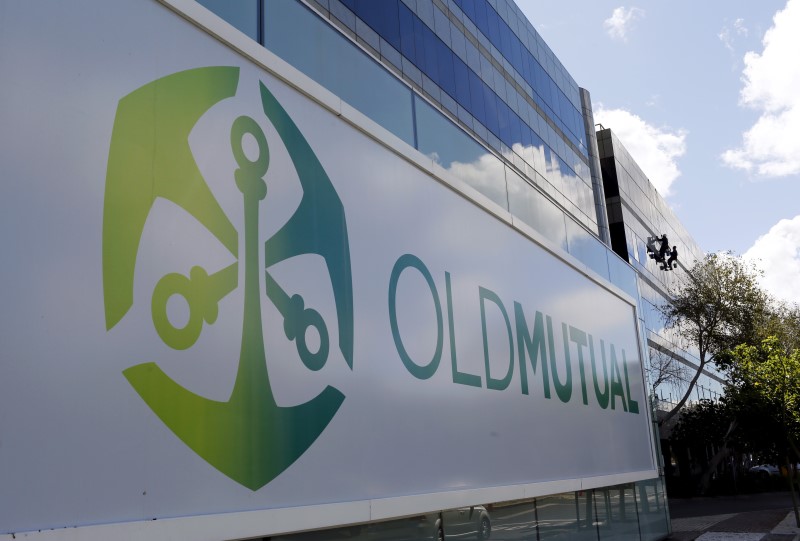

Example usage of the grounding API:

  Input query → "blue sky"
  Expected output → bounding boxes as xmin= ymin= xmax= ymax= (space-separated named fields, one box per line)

xmin=516 ymin=0 xmax=800 ymax=304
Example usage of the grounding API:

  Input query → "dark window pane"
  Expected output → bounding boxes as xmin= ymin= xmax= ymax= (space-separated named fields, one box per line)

xmin=473 ymin=0 xmax=489 ymax=35
xmin=510 ymin=111 xmax=522 ymax=148
xmin=486 ymin=6 xmax=501 ymax=43
xmin=497 ymin=96 xmax=511 ymax=146
xmin=398 ymin=3 xmax=416 ymax=60
xmin=483 ymin=85 xmax=499 ymax=136
xmin=412 ymin=16 xmax=427 ymax=72
xmin=422 ymin=24 xmax=439 ymax=80
xmin=436 ymin=39 xmax=457 ymax=98
xmin=498 ymin=20 xmax=512 ymax=57
xmin=454 ymin=57 xmax=472 ymax=108
xmin=461 ymin=0 xmax=476 ymax=21
xmin=355 ymin=0 xmax=401 ymax=50
xmin=468 ymin=70 xmax=486 ymax=124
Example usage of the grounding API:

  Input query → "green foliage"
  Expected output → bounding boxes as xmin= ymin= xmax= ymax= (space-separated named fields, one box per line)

xmin=664 ymin=253 xmax=768 ymax=365
xmin=727 ymin=333 xmax=800 ymax=462
xmin=658 ymin=253 xmax=769 ymax=424
xmin=671 ymin=399 xmax=732 ymax=449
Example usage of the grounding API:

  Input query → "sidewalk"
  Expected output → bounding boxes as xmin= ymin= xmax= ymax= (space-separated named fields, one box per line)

xmin=668 ymin=493 xmax=800 ymax=541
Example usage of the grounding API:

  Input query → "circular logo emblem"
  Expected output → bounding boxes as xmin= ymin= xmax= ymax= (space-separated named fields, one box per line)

xmin=103 ymin=67 xmax=354 ymax=490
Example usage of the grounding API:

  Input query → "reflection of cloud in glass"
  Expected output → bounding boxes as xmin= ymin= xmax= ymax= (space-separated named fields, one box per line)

xmin=442 ymin=150 xmax=507 ymax=209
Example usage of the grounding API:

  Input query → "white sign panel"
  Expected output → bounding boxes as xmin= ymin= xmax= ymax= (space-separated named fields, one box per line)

xmin=0 ymin=0 xmax=655 ymax=536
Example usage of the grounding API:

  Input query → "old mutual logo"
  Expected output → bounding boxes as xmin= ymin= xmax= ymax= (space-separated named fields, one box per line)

xmin=102 ymin=67 xmax=354 ymax=490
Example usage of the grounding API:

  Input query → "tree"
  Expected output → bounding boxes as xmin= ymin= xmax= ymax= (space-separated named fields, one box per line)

xmin=647 ymin=346 xmax=690 ymax=396
xmin=729 ymin=331 xmax=800 ymax=526
xmin=657 ymin=253 xmax=768 ymax=426
xmin=669 ymin=398 xmax=737 ymax=494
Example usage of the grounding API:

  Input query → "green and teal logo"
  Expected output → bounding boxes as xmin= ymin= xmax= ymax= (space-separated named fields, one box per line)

xmin=102 ymin=67 xmax=354 ymax=490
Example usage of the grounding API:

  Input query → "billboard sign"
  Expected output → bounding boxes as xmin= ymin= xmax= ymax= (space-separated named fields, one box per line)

xmin=0 ymin=2 xmax=655 ymax=536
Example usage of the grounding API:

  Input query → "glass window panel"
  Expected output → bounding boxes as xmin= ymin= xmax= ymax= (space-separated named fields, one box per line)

xmin=415 ymin=96 xmax=508 ymax=209
xmin=450 ymin=24 xmax=468 ymax=61
xmin=512 ymin=39 xmax=523 ymax=71
xmin=398 ymin=3 xmax=416 ymax=60
xmin=498 ymin=17 xmax=513 ymax=58
xmin=537 ymin=492 xmax=597 ymax=541
xmin=412 ymin=16 xmax=427 ymax=72
xmin=264 ymin=0 xmax=414 ymax=145
xmin=486 ymin=5 xmax=501 ymax=45
xmin=507 ymin=170 xmax=567 ymax=250
xmin=473 ymin=0 xmax=489 ymax=34
xmin=436 ymin=38 xmax=457 ymax=98
xmin=442 ymin=506 xmax=493 ymax=540
xmin=433 ymin=3 xmax=451 ymax=41
xmin=607 ymin=251 xmax=639 ymax=299
xmin=454 ymin=57 xmax=472 ymax=109
xmin=197 ymin=0 xmax=259 ymax=41
xmin=497 ymin=96 xmax=512 ymax=147
xmin=509 ymin=112 xmax=522 ymax=151
xmin=566 ymin=217 xmax=610 ymax=280
xmin=636 ymin=478 xmax=670 ymax=541
xmin=272 ymin=513 xmax=442 ymax=541
xmin=422 ymin=25 xmax=440 ymax=81
xmin=468 ymin=70 xmax=487 ymax=125
xmin=484 ymin=500 xmax=537 ymax=541
xmin=464 ymin=38 xmax=482 ymax=74
xmin=416 ymin=0 xmax=435 ymax=27
xmin=483 ymin=85 xmax=500 ymax=136
xmin=595 ymin=484 xmax=640 ymax=541
xmin=461 ymin=0 xmax=476 ymax=21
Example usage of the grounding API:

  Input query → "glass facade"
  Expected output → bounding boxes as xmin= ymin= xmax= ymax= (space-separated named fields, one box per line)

xmin=192 ymin=2 xmax=671 ymax=540
xmin=199 ymin=0 xmax=638 ymax=299
xmin=200 ymin=0 xmax=598 ymax=233
xmin=597 ymin=127 xmax=724 ymax=503
xmin=261 ymin=480 xmax=668 ymax=541
xmin=597 ymin=128 xmax=725 ymax=409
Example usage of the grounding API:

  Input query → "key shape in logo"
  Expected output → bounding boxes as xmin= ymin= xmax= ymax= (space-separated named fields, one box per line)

xmin=103 ymin=67 xmax=354 ymax=490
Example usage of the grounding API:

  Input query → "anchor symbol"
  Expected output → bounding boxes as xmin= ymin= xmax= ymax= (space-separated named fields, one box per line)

xmin=103 ymin=67 xmax=354 ymax=490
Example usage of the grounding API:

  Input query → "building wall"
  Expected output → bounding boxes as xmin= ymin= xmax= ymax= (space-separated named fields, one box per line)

xmin=190 ymin=1 xmax=673 ymax=540
xmin=0 ymin=0 xmax=671 ymax=539
xmin=597 ymin=128 xmax=725 ymax=410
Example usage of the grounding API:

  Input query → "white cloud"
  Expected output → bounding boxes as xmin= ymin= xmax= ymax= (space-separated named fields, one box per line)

xmin=603 ymin=6 xmax=645 ymax=42
xmin=722 ymin=0 xmax=800 ymax=177
xmin=743 ymin=215 xmax=800 ymax=305
xmin=719 ymin=18 xmax=748 ymax=52
xmin=718 ymin=27 xmax=734 ymax=52
xmin=734 ymin=18 xmax=749 ymax=37
xmin=595 ymin=107 xmax=687 ymax=196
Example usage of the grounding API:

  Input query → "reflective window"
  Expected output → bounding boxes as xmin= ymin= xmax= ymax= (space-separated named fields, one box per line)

xmin=483 ymin=500 xmax=537 ymax=541
xmin=196 ymin=0 xmax=259 ymax=41
xmin=398 ymin=3 xmax=416 ymax=60
xmin=537 ymin=492 xmax=597 ymax=541
xmin=566 ymin=218 xmax=610 ymax=279
xmin=271 ymin=513 xmax=441 ymax=541
xmin=263 ymin=0 xmax=414 ymax=145
xmin=636 ymin=478 xmax=670 ymax=541
xmin=596 ymin=484 xmax=641 ymax=541
xmin=443 ymin=506 xmax=492 ymax=540
xmin=355 ymin=0 xmax=401 ymax=51
xmin=269 ymin=482 xmax=668 ymax=541
xmin=454 ymin=57 xmax=472 ymax=107
xmin=415 ymin=96 xmax=508 ymax=209
xmin=608 ymin=252 xmax=639 ymax=300
xmin=507 ymin=170 xmax=567 ymax=250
